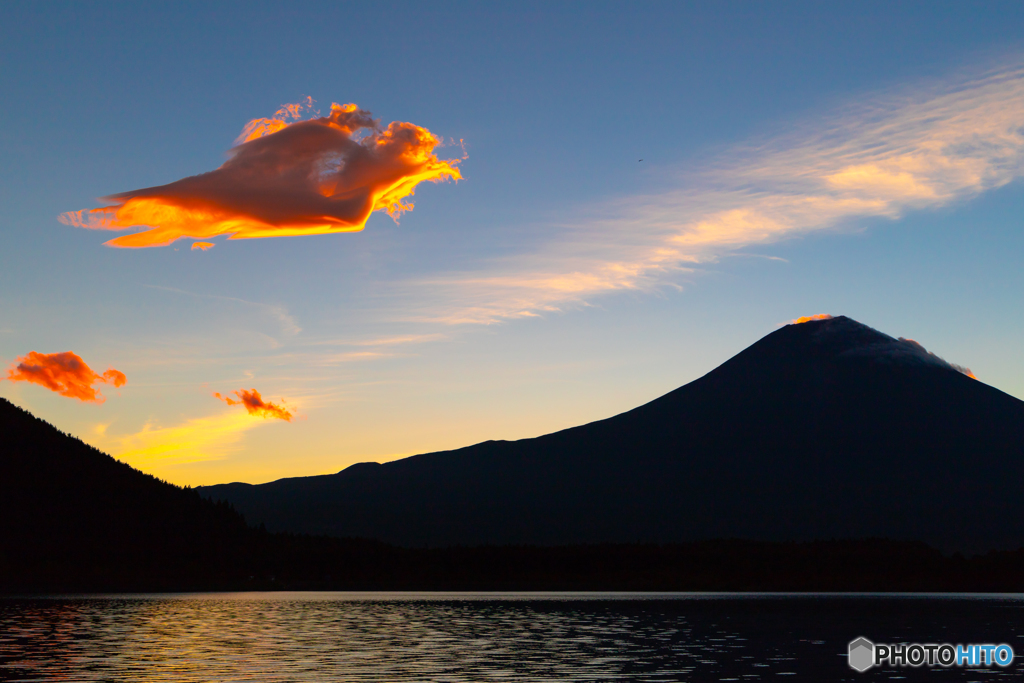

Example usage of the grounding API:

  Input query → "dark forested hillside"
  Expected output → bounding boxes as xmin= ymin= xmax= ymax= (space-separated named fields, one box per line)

xmin=0 ymin=397 xmax=253 ymax=590
xmin=0 ymin=395 xmax=416 ymax=592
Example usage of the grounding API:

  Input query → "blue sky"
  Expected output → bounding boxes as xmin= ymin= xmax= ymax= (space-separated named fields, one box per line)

xmin=2 ymin=1 xmax=1023 ymax=484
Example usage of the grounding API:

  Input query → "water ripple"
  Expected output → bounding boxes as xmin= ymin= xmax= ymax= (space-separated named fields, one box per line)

xmin=0 ymin=593 xmax=1021 ymax=681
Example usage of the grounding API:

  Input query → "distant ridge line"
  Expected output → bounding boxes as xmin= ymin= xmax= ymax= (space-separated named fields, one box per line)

xmin=199 ymin=316 xmax=1024 ymax=553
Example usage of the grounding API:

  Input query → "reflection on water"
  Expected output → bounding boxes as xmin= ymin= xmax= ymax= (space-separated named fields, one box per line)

xmin=1 ymin=593 xmax=1022 ymax=681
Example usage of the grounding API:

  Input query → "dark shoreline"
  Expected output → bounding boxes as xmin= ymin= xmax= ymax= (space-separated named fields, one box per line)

xmin=6 ymin=536 xmax=1024 ymax=594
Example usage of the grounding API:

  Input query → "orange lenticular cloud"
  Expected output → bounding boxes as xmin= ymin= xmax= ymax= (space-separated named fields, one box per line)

xmin=790 ymin=314 xmax=834 ymax=324
xmin=191 ymin=241 xmax=215 ymax=251
xmin=214 ymin=388 xmax=293 ymax=421
xmin=59 ymin=100 xmax=463 ymax=248
xmin=5 ymin=351 xmax=126 ymax=403
xmin=235 ymin=97 xmax=316 ymax=144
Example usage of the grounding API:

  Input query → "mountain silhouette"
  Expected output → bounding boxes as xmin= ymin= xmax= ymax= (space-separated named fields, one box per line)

xmin=200 ymin=316 xmax=1024 ymax=552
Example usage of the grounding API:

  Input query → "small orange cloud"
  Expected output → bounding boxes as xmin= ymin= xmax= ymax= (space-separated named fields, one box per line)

xmin=60 ymin=100 xmax=463 ymax=248
xmin=214 ymin=388 xmax=293 ymax=421
xmin=790 ymin=314 xmax=833 ymax=324
xmin=5 ymin=351 xmax=126 ymax=403
xmin=191 ymin=241 xmax=215 ymax=251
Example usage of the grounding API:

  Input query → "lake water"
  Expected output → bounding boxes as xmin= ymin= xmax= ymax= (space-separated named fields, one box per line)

xmin=1 ymin=593 xmax=1022 ymax=681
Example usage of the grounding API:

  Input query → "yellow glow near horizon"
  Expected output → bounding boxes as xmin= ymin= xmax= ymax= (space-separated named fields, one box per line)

xmin=101 ymin=409 xmax=269 ymax=469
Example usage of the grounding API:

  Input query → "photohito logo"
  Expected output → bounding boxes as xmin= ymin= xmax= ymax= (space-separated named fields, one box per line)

xmin=848 ymin=637 xmax=1014 ymax=672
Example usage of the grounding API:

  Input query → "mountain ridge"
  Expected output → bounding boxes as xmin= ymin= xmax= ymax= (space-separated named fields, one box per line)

xmin=200 ymin=316 xmax=1024 ymax=552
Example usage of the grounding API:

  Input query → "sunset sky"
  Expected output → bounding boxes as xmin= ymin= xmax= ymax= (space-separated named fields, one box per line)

xmin=3 ymin=2 xmax=1024 ymax=486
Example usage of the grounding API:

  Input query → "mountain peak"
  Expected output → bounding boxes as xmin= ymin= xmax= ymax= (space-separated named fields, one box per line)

xmin=778 ymin=314 xmax=974 ymax=377
xmin=788 ymin=314 xmax=893 ymax=349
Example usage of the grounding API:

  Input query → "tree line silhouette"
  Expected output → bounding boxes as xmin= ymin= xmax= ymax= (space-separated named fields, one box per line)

xmin=4 ymin=396 xmax=1024 ymax=593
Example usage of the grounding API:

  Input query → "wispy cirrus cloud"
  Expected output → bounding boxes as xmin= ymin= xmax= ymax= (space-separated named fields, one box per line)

xmin=345 ymin=333 xmax=448 ymax=347
xmin=284 ymin=332 xmax=447 ymax=366
xmin=145 ymin=284 xmax=302 ymax=337
xmin=301 ymin=332 xmax=447 ymax=348
xmin=409 ymin=60 xmax=1024 ymax=325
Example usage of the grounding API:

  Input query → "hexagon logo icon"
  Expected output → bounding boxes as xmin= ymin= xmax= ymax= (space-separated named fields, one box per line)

xmin=848 ymin=637 xmax=875 ymax=672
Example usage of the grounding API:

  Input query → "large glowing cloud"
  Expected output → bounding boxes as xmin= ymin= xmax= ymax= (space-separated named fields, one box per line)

xmin=60 ymin=100 xmax=463 ymax=248
xmin=214 ymin=388 xmax=293 ymax=421
xmin=5 ymin=351 xmax=126 ymax=403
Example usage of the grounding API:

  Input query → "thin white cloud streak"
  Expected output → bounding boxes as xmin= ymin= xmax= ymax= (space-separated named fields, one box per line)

xmin=409 ymin=60 xmax=1024 ymax=325
xmin=264 ymin=333 xmax=445 ymax=367
xmin=301 ymin=333 xmax=447 ymax=348
xmin=315 ymin=350 xmax=397 ymax=365
xmin=144 ymin=285 xmax=302 ymax=336
xmin=727 ymin=253 xmax=790 ymax=263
